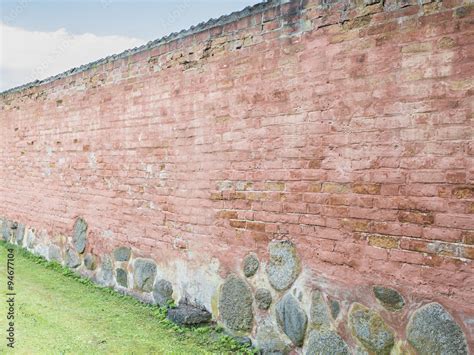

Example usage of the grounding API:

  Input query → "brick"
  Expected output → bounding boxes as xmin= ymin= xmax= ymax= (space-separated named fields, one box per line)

xmin=246 ymin=221 xmax=266 ymax=232
xmin=229 ymin=220 xmax=246 ymax=229
xmin=399 ymin=238 xmax=430 ymax=253
xmin=452 ymin=186 xmax=474 ymax=199
xmin=398 ymin=210 xmax=434 ymax=225
xmin=321 ymin=182 xmax=351 ymax=194
xmin=352 ymin=183 xmax=381 ymax=195
xmin=216 ymin=210 xmax=238 ymax=220
xmin=368 ymin=234 xmax=399 ymax=249
xmin=462 ymin=231 xmax=474 ymax=245
xmin=435 ymin=214 xmax=474 ymax=230
xmin=264 ymin=181 xmax=286 ymax=191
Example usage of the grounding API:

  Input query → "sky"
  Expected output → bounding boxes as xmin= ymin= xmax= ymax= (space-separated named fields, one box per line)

xmin=0 ymin=0 xmax=261 ymax=91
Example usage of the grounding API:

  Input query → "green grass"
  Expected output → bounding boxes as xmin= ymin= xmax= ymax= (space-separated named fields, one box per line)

xmin=0 ymin=242 xmax=255 ymax=354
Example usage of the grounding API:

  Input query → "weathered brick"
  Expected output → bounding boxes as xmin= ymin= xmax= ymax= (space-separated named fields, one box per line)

xmin=352 ymin=183 xmax=381 ymax=195
xmin=216 ymin=210 xmax=238 ymax=220
xmin=321 ymin=183 xmax=351 ymax=194
xmin=462 ymin=231 xmax=474 ymax=245
xmin=398 ymin=210 xmax=434 ymax=225
xmin=229 ymin=220 xmax=246 ymax=229
xmin=368 ymin=234 xmax=399 ymax=249
xmin=452 ymin=186 xmax=474 ymax=199
xmin=264 ymin=181 xmax=286 ymax=191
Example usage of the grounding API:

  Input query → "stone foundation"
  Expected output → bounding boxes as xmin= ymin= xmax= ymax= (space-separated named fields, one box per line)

xmin=0 ymin=0 xmax=473 ymax=352
xmin=1 ymin=217 xmax=469 ymax=353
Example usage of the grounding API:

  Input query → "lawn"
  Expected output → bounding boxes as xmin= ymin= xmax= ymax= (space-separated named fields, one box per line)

xmin=0 ymin=243 xmax=252 ymax=354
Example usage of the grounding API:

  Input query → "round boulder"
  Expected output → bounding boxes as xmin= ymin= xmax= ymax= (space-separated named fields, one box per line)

xmin=113 ymin=246 xmax=131 ymax=262
xmin=349 ymin=303 xmax=394 ymax=355
xmin=219 ymin=274 xmax=253 ymax=332
xmin=1 ymin=220 xmax=12 ymax=241
xmin=15 ymin=223 xmax=25 ymax=245
xmin=133 ymin=258 xmax=157 ymax=292
xmin=306 ymin=329 xmax=350 ymax=355
xmin=407 ymin=302 xmax=468 ymax=355
xmin=115 ymin=268 xmax=128 ymax=287
xmin=26 ymin=229 xmax=36 ymax=249
xmin=242 ymin=253 xmax=259 ymax=277
xmin=266 ymin=240 xmax=300 ymax=291
xmin=153 ymin=279 xmax=173 ymax=307
xmin=83 ymin=253 xmax=97 ymax=270
xmin=167 ymin=303 xmax=211 ymax=326
xmin=310 ymin=290 xmax=331 ymax=329
xmin=275 ymin=293 xmax=308 ymax=347
xmin=72 ymin=217 xmax=87 ymax=254
xmin=65 ymin=248 xmax=81 ymax=268
xmin=96 ymin=255 xmax=114 ymax=286
xmin=373 ymin=286 xmax=405 ymax=311
xmin=255 ymin=288 xmax=272 ymax=310
xmin=330 ymin=299 xmax=341 ymax=320
xmin=256 ymin=319 xmax=291 ymax=355
xmin=48 ymin=244 xmax=62 ymax=262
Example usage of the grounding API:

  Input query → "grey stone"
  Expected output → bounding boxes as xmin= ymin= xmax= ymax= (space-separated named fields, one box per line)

xmin=33 ymin=244 xmax=50 ymax=260
xmin=306 ymin=329 xmax=350 ymax=355
xmin=1 ymin=220 xmax=11 ymax=241
xmin=116 ymin=268 xmax=128 ymax=287
xmin=242 ymin=253 xmax=259 ymax=277
xmin=266 ymin=240 xmax=300 ymax=291
xmin=83 ymin=253 xmax=97 ymax=270
xmin=364 ymin=0 xmax=381 ymax=5
xmin=256 ymin=320 xmax=290 ymax=355
xmin=65 ymin=248 xmax=81 ymax=268
xmin=72 ymin=218 xmax=87 ymax=253
xmin=48 ymin=244 xmax=62 ymax=262
xmin=354 ymin=347 xmax=369 ymax=355
xmin=167 ymin=304 xmax=211 ymax=325
xmin=26 ymin=229 xmax=35 ymax=249
xmin=310 ymin=291 xmax=331 ymax=329
xmin=255 ymin=288 xmax=272 ymax=310
xmin=407 ymin=302 xmax=468 ymax=355
xmin=349 ymin=303 xmax=394 ymax=355
xmin=97 ymin=255 xmax=114 ymax=286
xmin=219 ymin=274 xmax=253 ymax=332
xmin=113 ymin=246 xmax=131 ymax=262
xmin=330 ymin=299 xmax=340 ymax=320
xmin=34 ymin=244 xmax=49 ymax=259
xmin=373 ymin=286 xmax=405 ymax=311
xmin=133 ymin=258 xmax=157 ymax=292
xmin=233 ymin=336 xmax=252 ymax=347
xmin=153 ymin=279 xmax=173 ymax=307
xmin=15 ymin=223 xmax=25 ymax=245
xmin=275 ymin=293 xmax=307 ymax=347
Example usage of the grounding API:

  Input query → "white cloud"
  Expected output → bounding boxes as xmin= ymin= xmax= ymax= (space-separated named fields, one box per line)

xmin=0 ymin=22 xmax=145 ymax=91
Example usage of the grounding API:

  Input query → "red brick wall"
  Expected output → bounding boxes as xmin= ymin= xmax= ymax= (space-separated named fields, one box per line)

xmin=1 ymin=0 xmax=473 ymax=343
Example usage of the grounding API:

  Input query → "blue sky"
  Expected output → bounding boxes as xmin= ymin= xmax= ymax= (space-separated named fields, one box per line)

xmin=0 ymin=0 xmax=261 ymax=91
